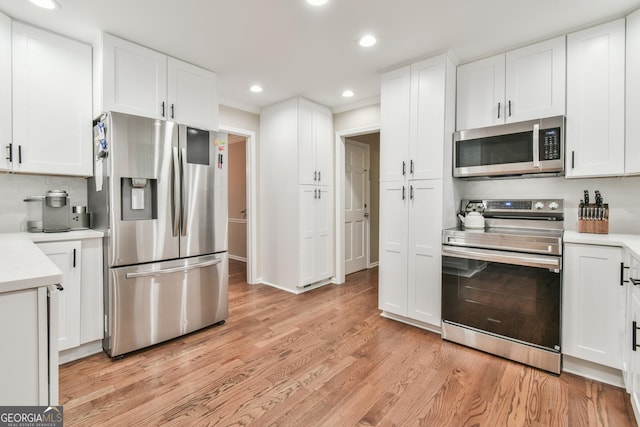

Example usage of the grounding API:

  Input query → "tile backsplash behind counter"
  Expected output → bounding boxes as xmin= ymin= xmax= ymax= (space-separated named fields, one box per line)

xmin=463 ymin=175 xmax=640 ymax=234
xmin=0 ymin=173 xmax=88 ymax=233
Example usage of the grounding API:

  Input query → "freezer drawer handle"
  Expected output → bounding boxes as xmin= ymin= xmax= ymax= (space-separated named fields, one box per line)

xmin=125 ymin=258 xmax=222 ymax=279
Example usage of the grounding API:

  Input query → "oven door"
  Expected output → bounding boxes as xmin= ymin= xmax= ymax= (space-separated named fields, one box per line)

xmin=442 ymin=246 xmax=561 ymax=352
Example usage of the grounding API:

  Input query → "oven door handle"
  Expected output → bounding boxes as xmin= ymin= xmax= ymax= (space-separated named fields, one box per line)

xmin=442 ymin=246 xmax=561 ymax=270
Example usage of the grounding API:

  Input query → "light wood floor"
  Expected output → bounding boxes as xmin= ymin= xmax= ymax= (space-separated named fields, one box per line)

xmin=59 ymin=260 xmax=637 ymax=426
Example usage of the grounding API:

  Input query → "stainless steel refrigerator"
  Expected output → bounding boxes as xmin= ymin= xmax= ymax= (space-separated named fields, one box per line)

xmin=88 ymin=112 xmax=228 ymax=357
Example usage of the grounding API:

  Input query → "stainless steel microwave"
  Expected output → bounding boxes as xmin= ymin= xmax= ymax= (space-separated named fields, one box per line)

xmin=453 ymin=116 xmax=565 ymax=178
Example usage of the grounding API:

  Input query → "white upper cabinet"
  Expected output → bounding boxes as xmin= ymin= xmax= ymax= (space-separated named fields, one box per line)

xmin=167 ymin=57 xmax=219 ymax=131
xmin=99 ymin=34 xmax=167 ymax=120
xmin=566 ymin=19 xmax=625 ymax=178
xmin=627 ymin=9 xmax=640 ymax=175
xmin=456 ymin=36 xmax=566 ymax=130
xmin=0 ymin=12 xmax=10 ymax=172
xmin=298 ymin=98 xmax=333 ymax=186
xmin=96 ymin=33 xmax=219 ymax=130
xmin=381 ymin=53 xmax=455 ymax=182
xmin=12 ymin=22 xmax=92 ymax=176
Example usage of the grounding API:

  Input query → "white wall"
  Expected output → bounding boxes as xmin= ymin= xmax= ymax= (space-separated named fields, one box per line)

xmin=463 ymin=175 xmax=640 ymax=234
xmin=333 ymin=104 xmax=380 ymax=133
xmin=0 ymin=173 xmax=87 ymax=232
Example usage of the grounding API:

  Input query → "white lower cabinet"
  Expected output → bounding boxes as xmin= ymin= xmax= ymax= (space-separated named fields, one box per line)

xmin=563 ymin=243 xmax=624 ymax=369
xmin=37 ymin=238 xmax=103 ymax=357
xmin=379 ymin=179 xmax=442 ymax=327
xmin=624 ymin=251 xmax=640 ymax=418
xmin=0 ymin=287 xmax=51 ymax=405
xmin=299 ymin=186 xmax=333 ymax=286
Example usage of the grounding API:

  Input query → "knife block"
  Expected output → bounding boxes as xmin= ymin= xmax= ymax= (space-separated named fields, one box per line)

xmin=577 ymin=203 xmax=609 ymax=234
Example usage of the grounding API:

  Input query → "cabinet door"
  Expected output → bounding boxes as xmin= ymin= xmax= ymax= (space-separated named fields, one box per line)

xmin=0 ymin=12 xmax=10 ymax=172
xmin=626 ymin=10 xmax=640 ymax=175
xmin=630 ymin=258 xmax=640 ymax=414
xmin=409 ymin=57 xmax=446 ymax=180
xmin=378 ymin=181 xmax=408 ymax=316
xmin=167 ymin=57 xmax=218 ymax=130
xmin=102 ymin=33 xmax=167 ymax=120
xmin=380 ymin=66 xmax=410 ymax=182
xmin=505 ymin=36 xmax=566 ymax=123
xmin=313 ymin=104 xmax=333 ymax=186
xmin=299 ymin=186 xmax=316 ymax=285
xmin=38 ymin=241 xmax=82 ymax=351
xmin=456 ymin=54 xmax=505 ymax=130
xmin=566 ymin=19 xmax=625 ymax=178
xmin=12 ymin=23 xmax=92 ymax=176
xmin=407 ymin=180 xmax=442 ymax=326
xmin=315 ymin=186 xmax=333 ymax=282
xmin=563 ymin=244 xmax=624 ymax=368
xmin=80 ymin=238 xmax=103 ymax=344
xmin=298 ymin=99 xmax=315 ymax=185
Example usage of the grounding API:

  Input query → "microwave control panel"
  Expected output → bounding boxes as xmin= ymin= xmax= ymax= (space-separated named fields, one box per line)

xmin=540 ymin=128 xmax=561 ymax=160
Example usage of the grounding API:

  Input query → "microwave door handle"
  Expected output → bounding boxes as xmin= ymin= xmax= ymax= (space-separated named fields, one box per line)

xmin=532 ymin=123 xmax=540 ymax=169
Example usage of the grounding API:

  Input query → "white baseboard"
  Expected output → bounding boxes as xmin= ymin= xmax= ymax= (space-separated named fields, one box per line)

xmin=562 ymin=355 xmax=624 ymax=388
xmin=59 ymin=340 xmax=103 ymax=365
xmin=380 ymin=311 xmax=442 ymax=335
xmin=368 ymin=261 xmax=379 ymax=269
xmin=229 ymin=254 xmax=247 ymax=262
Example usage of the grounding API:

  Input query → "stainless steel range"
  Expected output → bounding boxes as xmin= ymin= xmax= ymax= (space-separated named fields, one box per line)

xmin=442 ymin=198 xmax=564 ymax=374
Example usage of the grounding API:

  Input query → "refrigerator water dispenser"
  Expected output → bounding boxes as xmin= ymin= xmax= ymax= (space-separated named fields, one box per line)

xmin=121 ymin=178 xmax=157 ymax=220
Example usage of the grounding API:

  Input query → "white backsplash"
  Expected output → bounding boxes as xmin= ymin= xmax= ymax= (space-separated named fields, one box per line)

xmin=463 ymin=175 xmax=640 ymax=235
xmin=0 ymin=173 xmax=88 ymax=233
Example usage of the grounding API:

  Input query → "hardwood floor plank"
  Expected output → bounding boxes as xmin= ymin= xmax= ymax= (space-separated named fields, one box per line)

xmin=58 ymin=261 xmax=637 ymax=426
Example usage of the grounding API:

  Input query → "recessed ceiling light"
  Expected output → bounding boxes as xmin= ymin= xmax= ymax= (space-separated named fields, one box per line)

xmin=249 ymin=85 xmax=263 ymax=93
xmin=29 ymin=0 xmax=60 ymax=10
xmin=307 ymin=0 xmax=328 ymax=5
xmin=358 ymin=35 xmax=377 ymax=48
xmin=342 ymin=90 xmax=354 ymax=98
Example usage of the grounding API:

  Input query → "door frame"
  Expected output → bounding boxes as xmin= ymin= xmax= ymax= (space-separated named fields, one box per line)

xmin=219 ymin=125 xmax=258 ymax=285
xmin=334 ymin=124 xmax=380 ymax=285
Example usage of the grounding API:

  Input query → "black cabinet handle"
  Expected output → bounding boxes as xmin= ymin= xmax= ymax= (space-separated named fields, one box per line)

xmin=402 ymin=161 xmax=406 ymax=176
xmin=402 ymin=186 xmax=406 ymax=200
xmin=571 ymin=151 xmax=575 ymax=169
xmin=73 ymin=248 xmax=76 ymax=268
xmin=634 ymin=321 xmax=640 ymax=351
xmin=621 ymin=263 xmax=630 ymax=286
xmin=410 ymin=160 xmax=414 ymax=175
xmin=171 ymin=104 xmax=175 ymax=119
xmin=497 ymin=102 xmax=501 ymax=119
xmin=508 ymin=100 xmax=512 ymax=117
xmin=55 ymin=284 xmax=64 ymax=291
xmin=161 ymin=101 xmax=165 ymax=117
xmin=318 ymin=171 xmax=321 ymax=182
xmin=6 ymin=143 xmax=12 ymax=162
xmin=18 ymin=145 xmax=22 ymax=164
xmin=632 ymin=278 xmax=640 ymax=286
xmin=410 ymin=185 xmax=414 ymax=200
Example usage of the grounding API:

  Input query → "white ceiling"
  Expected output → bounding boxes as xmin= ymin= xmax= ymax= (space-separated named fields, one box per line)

xmin=1 ymin=0 xmax=639 ymax=114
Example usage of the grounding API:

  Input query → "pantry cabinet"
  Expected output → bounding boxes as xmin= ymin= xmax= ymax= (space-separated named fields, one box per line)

xmin=260 ymin=97 xmax=334 ymax=293
xmin=626 ymin=9 xmax=640 ymax=175
xmin=563 ymin=243 xmax=625 ymax=369
xmin=379 ymin=180 xmax=442 ymax=325
xmin=11 ymin=22 xmax=93 ymax=176
xmin=566 ymin=19 xmax=625 ymax=178
xmin=95 ymin=33 xmax=218 ymax=130
xmin=456 ymin=36 xmax=565 ymax=130
xmin=378 ymin=52 xmax=456 ymax=330
xmin=0 ymin=12 xmax=10 ymax=172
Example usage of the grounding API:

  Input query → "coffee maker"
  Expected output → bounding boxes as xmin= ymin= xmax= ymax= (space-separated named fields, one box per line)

xmin=24 ymin=190 xmax=71 ymax=232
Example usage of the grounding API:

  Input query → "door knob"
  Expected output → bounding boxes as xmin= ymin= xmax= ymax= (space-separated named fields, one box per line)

xmin=364 ymin=212 xmax=369 ymax=218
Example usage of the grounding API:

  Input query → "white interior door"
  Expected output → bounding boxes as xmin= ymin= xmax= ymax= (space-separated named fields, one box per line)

xmin=345 ymin=141 xmax=370 ymax=275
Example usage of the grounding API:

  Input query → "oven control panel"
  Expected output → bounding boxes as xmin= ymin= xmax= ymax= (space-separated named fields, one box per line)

xmin=461 ymin=199 xmax=564 ymax=215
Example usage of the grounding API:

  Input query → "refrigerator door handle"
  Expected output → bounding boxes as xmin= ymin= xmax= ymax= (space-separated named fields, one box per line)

xmin=125 ymin=258 xmax=222 ymax=279
xmin=180 ymin=147 xmax=188 ymax=236
xmin=172 ymin=147 xmax=181 ymax=236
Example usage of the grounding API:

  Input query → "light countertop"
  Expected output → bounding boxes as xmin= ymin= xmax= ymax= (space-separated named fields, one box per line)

xmin=564 ymin=231 xmax=640 ymax=259
xmin=0 ymin=230 xmax=104 ymax=294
